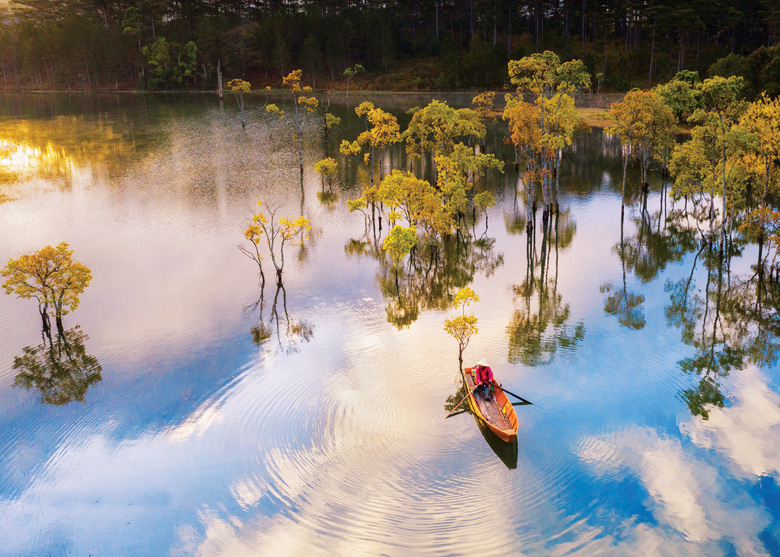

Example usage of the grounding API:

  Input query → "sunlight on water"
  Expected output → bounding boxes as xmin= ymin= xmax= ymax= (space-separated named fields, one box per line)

xmin=0 ymin=93 xmax=778 ymax=556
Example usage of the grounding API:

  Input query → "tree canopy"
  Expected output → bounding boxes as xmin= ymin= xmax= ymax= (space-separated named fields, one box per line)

xmin=2 ymin=242 xmax=92 ymax=333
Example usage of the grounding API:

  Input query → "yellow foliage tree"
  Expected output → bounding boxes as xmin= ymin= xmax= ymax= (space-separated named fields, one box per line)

xmin=339 ymin=101 xmax=401 ymax=187
xmin=443 ymin=287 xmax=480 ymax=368
xmin=505 ymin=52 xmax=589 ymax=219
xmin=472 ymin=91 xmax=497 ymax=124
xmin=737 ymin=94 xmax=780 ymax=263
xmin=280 ymin=69 xmax=319 ymax=180
xmin=314 ymin=157 xmax=339 ymax=191
xmin=382 ymin=223 xmax=418 ymax=294
xmin=227 ymin=78 xmax=251 ymax=128
xmin=435 ymin=143 xmax=503 ymax=231
xmin=402 ymin=100 xmax=485 ymax=163
xmin=242 ymin=201 xmax=312 ymax=286
xmin=739 ymin=94 xmax=780 ymax=207
xmin=2 ymin=242 xmax=92 ymax=333
xmin=609 ymin=89 xmax=678 ymax=214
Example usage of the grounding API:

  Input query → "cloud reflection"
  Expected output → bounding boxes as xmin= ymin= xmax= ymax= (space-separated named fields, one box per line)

xmin=680 ymin=365 xmax=780 ymax=480
xmin=579 ymin=424 xmax=771 ymax=553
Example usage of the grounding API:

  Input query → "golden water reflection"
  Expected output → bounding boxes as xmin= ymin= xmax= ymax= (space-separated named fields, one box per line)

xmin=0 ymin=116 xmax=139 ymax=202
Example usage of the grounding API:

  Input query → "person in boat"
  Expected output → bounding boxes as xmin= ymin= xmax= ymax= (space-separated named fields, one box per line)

xmin=474 ymin=358 xmax=494 ymax=401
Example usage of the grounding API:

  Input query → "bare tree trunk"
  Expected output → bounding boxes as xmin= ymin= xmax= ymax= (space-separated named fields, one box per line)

xmin=648 ymin=31 xmax=655 ymax=85
xmin=470 ymin=0 xmax=474 ymax=37
xmin=84 ymin=52 xmax=92 ymax=88
xmin=508 ymin=8 xmax=512 ymax=57
xmin=493 ymin=0 xmax=498 ymax=47
xmin=217 ymin=59 xmax=223 ymax=99
xmin=436 ymin=3 xmax=439 ymax=40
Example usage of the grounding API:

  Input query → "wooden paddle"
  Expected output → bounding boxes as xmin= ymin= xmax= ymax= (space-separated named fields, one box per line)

xmin=494 ymin=383 xmax=533 ymax=405
xmin=443 ymin=385 xmax=479 ymax=420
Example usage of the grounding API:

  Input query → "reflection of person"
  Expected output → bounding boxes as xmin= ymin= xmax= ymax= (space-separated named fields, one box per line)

xmin=474 ymin=358 xmax=494 ymax=401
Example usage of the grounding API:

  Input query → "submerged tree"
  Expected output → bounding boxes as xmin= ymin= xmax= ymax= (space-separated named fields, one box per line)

xmin=738 ymin=93 xmax=780 ymax=275
xmin=340 ymin=101 xmax=401 ymax=187
xmin=343 ymin=63 xmax=364 ymax=102
xmin=504 ymin=51 xmax=590 ymax=223
xmin=608 ymin=89 xmax=677 ymax=217
xmin=228 ymin=78 xmax=251 ymax=128
xmin=444 ymin=287 xmax=480 ymax=369
xmin=242 ymin=201 xmax=311 ymax=286
xmin=403 ymin=100 xmax=485 ymax=166
xmin=271 ymin=69 xmax=319 ymax=182
xmin=323 ymin=111 xmax=341 ymax=156
xmin=382 ymin=223 xmax=418 ymax=291
xmin=472 ymin=91 xmax=497 ymax=125
xmin=314 ymin=157 xmax=339 ymax=191
xmin=669 ymin=76 xmax=748 ymax=256
xmin=2 ymin=243 xmax=92 ymax=334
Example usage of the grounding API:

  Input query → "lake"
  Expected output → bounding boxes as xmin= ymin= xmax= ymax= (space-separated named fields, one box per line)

xmin=0 ymin=92 xmax=778 ymax=556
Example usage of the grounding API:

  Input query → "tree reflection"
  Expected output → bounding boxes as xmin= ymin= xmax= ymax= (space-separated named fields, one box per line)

xmin=383 ymin=234 xmax=503 ymax=329
xmin=622 ymin=191 xmax=698 ymax=283
xmin=13 ymin=326 xmax=102 ymax=406
xmin=347 ymin=226 xmax=503 ymax=330
xmin=248 ymin=282 xmax=314 ymax=354
xmin=508 ymin=207 xmax=584 ymax=365
xmin=600 ymin=200 xmax=646 ymax=330
xmin=316 ymin=190 xmax=339 ymax=209
xmin=665 ymin=224 xmax=780 ymax=419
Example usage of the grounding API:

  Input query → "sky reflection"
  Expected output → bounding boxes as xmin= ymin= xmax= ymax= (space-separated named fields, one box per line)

xmin=0 ymin=94 xmax=778 ymax=555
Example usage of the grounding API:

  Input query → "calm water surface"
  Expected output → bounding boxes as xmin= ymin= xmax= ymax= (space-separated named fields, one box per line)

xmin=0 ymin=93 xmax=778 ymax=556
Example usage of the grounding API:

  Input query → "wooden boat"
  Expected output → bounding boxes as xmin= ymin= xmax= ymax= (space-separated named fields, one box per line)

xmin=462 ymin=367 xmax=519 ymax=443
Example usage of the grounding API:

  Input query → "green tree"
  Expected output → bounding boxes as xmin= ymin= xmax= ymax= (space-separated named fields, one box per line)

xmin=434 ymin=143 xmax=503 ymax=233
xmin=343 ymin=63 xmax=364 ymax=102
xmin=402 ymin=100 xmax=486 ymax=165
xmin=675 ymin=76 xmax=747 ymax=253
xmin=656 ymin=70 xmax=703 ymax=123
xmin=142 ymin=37 xmax=197 ymax=89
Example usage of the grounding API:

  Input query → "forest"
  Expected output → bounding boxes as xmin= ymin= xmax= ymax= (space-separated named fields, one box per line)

xmin=0 ymin=0 xmax=779 ymax=92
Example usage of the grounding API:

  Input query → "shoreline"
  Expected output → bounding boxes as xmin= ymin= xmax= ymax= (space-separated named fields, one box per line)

xmin=0 ymin=88 xmax=617 ymax=128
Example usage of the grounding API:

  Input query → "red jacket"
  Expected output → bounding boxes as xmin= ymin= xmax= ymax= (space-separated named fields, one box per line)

xmin=475 ymin=365 xmax=493 ymax=385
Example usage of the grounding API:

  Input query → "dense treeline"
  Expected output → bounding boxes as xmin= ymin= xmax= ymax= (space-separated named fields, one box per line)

xmin=1 ymin=0 xmax=779 ymax=91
